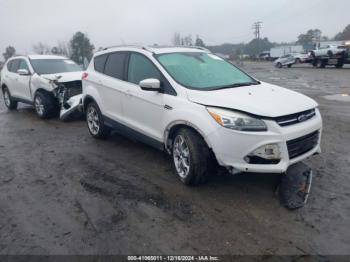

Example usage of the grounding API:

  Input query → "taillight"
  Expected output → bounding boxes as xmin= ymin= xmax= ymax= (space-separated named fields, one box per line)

xmin=82 ymin=72 xmax=88 ymax=80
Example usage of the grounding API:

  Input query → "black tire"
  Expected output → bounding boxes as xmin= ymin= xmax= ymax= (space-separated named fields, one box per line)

xmin=316 ymin=60 xmax=325 ymax=68
xmin=287 ymin=64 xmax=292 ymax=68
xmin=2 ymin=87 xmax=18 ymax=110
xmin=172 ymin=128 xmax=213 ymax=186
xmin=86 ymin=101 xmax=111 ymax=139
xmin=33 ymin=92 xmax=58 ymax=119
xmin=276 ymin=62 xmax=282 ymax=68
xmin=336 ymin=62 xmax=344 ymax=68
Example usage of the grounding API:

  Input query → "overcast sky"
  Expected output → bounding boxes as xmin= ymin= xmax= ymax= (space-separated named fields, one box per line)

xmin=0 ymin=0 xmax=349 ymax=55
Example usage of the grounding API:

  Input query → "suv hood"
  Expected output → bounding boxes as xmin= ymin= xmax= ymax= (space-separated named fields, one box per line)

xmin=40 ymin=71 xmax=83 ymax=83
xmin=186 ymin=82 xmax=318 ymax=117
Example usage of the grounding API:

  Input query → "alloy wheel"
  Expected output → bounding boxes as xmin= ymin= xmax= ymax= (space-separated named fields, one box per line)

xmin=34 ymin=96 xmax=45 ymax=116
xmin=87 ymin=106 xmax=100 ymax=135
xmin=3 ymin=90 xmax=11 ymax=107
xmin=173 ymin=135 xmax=191 ymax=178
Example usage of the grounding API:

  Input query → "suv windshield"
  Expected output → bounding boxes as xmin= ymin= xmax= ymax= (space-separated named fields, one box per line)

xmin=31 ymin=59 xmax=81 ymax=75
xmin=156 ymin=52 xmax=258 ymax=90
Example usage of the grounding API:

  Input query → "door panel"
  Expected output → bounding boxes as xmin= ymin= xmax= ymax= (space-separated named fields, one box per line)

xmin=16 ymin=59 xmax=32 ymax=100
xmin=99 ymin=52 xmax=128 ymax=123
xmin=123 ymin=53 xmax=165 ymax=141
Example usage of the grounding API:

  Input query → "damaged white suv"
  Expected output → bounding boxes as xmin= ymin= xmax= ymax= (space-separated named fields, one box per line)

xmin=1 ymin=55 xmax=83 ymax=120
xmin=83 ymin=46 xmax=322 ymax=185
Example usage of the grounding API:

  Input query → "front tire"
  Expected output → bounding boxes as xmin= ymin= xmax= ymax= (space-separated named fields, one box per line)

xmin=172 ymin=128 xmax=213 ymax=186
xmin=2 ymin=87 xmax=18 ymax=110
xmin=276 ymin=62 xmax=282 ymax=68
xmin=33 ymin=92 xmax=58 ymax=119
xmin=86 ymin=101 xmax=111 ymax=139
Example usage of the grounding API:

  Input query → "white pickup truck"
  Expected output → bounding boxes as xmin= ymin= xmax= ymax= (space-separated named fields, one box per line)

xmin=1 ymin=55 xmax=83 ymax=120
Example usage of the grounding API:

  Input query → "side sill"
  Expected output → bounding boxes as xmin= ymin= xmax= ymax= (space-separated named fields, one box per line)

xmin=103 ymin=115 xmax=164 ymax=151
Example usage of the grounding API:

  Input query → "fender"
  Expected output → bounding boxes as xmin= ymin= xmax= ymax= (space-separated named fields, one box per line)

xmin=163 ymin=120 xmax=214 ymax=154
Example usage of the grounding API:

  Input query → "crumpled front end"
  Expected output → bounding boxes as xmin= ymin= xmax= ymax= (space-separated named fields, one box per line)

xmin=54 ymin=80 xmax=83 ymax=121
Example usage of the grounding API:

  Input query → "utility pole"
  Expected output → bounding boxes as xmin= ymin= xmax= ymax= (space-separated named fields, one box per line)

xmin=252 ymin=21 xmax=263 ymax=39
xmin=252 ymin=21 xmax=263 ymax=59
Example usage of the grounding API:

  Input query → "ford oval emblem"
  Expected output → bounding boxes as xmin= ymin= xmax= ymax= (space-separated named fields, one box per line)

xmin=298 ymin=114 xmax=308 ymax=122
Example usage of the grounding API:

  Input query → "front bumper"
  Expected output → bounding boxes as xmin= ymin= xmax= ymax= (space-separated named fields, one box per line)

xmin=206 ymin=109 xmax=322 ymax=173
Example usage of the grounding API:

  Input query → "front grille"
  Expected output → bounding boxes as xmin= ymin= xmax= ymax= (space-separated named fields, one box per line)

xmin=287 ymin=131 xmax=319 ymax=159
xmin=275 ymin=109 xmax=316 ymax=127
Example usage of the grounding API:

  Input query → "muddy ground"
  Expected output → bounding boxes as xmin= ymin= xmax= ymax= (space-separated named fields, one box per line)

xmin=0 ymin=62 xmax=349 ymax=256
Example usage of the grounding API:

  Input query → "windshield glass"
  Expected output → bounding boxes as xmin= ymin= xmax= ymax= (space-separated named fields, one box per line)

xmin=30 ymin=59 xmax=81 ymax=75
xmin=156 ymin=52 xmax=258 ymax=90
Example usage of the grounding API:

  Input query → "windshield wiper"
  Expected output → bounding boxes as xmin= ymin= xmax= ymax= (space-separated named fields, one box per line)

xmin=210 ymin=81 xmax=260 ymax=90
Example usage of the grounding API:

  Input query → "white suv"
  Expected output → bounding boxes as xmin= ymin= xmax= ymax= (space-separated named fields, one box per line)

xmin=1 ymin=55 xmax=83 ymax=120
xmin=82 ymin=46 xmax=322 ymax=185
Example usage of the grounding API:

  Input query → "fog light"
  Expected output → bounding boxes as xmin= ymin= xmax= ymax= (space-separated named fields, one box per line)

xmin=249 ymin=144 xmax=281 ymax=160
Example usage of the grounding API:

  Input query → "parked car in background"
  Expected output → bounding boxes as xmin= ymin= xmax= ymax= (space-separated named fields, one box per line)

xmin=274 ymin=54 xmax=295 ymax=68
xmin=0 ymin=55 xmax=83 ymax=120
xmin=82 ymin=45 xmax=322 ymax=186
xmin=292 ymin=53 xmax=310 ymax=63
xmin=310 ymin=45 xmax=346 ymax=58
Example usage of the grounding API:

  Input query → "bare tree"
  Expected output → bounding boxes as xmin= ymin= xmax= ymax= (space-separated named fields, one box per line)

xmin=32 ymin=42 xmax=51 ymax=54
xmin=172 ymin=32 xmax=181 ymax=45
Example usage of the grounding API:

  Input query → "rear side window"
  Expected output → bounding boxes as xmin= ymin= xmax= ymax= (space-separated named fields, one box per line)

xmin=127 ymin=53 xmax=161 ymax=85
xmin=104 ymin=52 xmax=127 ymax=80
xmin=94 ymin=54 xmax=108 ymax=73
xmin=9 ymin=59 xmax=20 ymax=73
xmin=6 ymin=60 xmax=13 ymax=71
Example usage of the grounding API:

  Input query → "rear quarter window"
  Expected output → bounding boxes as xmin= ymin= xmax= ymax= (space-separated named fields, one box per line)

xmin=94 ymin=54 xmax=108 ymax=73
xmin=104 ymin=52 xmax=128 ymax=80
xmin=9 ymin=59 xmax=20 ymax=73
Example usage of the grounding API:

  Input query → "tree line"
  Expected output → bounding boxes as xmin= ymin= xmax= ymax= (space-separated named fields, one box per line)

xmin=2 ymin=24 xmax=349 ymax=64
xmin=2 ymin=31 xmax=94 ymax=65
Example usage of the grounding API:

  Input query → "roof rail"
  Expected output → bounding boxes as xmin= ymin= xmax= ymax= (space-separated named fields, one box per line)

xmin=101 ymin=45 xmax=154 ymax=54
xmin=149 ymin=45 xmax=211 ymax=52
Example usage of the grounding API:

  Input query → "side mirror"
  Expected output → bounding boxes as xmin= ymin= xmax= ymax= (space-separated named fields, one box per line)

xmin=17 ymin=69 xmax=30 ymax=75
xmin=139 ymin=78 xmax=161 ymax=91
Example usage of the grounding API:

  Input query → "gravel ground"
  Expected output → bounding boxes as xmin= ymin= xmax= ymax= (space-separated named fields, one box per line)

xmin=0 ymin=62 xmax=349 ymax=256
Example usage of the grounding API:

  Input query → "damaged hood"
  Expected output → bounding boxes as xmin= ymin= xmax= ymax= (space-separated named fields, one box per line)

xmin=41 ymin=71 xmax=83 ymax=83
xmin=186 ymin=82 xmax=318 ymax=117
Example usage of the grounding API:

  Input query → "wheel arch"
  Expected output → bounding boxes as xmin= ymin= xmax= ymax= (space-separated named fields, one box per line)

xmin=82 ymin=95 xmax=97 ymax=112
xmin=1 ymin=84 xmax=8 ymax=93
xmin=164 ymin=121 xmax=213 ymax=154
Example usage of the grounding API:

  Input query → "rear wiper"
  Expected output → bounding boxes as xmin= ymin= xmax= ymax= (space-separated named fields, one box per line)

xmin=211 ymin=81 xmax=260 ymax=90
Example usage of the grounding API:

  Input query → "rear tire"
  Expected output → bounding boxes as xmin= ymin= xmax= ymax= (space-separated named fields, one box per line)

xmin=33 ymin=92 xmax=58 ymax=119
xmin=276 ymin=62 xmax=282 ymax=68
xmin=2 ymin=87 xmax=18 ymax=110
xmin=172 ymin=128 xmax=213 ymax=186
xmin=86 ymin=101 xmax=111 ymax=139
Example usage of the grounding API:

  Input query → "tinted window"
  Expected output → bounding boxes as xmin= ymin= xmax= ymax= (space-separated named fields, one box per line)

xmin=31 ymin=59 xmax=81 ymax=75
xmin=104 ymin=52 xmax=127 ymax=80
xmin=94 ymin=54 xmax=108 ymax=73
xmin=9 ymin=59 xmax=20 ymax=73
xmin=127 ymin=53 xmax=160 ymax=84
xmin=18 ymin=59 xmax=30 ymax=71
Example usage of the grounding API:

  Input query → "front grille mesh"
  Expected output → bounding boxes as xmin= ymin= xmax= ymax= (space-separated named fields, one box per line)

xmin=287 ymin=131 xmax=319 ymax=159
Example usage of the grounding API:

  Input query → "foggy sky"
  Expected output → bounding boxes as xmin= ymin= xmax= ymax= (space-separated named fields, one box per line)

xmin=0 ymin=0 xmax=349 ymax=56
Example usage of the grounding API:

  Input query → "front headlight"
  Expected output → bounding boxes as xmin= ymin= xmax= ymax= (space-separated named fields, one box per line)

xmin=207 ymin=107 xmax=267 ymax=131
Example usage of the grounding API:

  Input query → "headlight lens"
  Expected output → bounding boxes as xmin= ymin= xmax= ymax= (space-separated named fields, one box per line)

xmin=207 ymin=107 xmax=267 ymax=131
